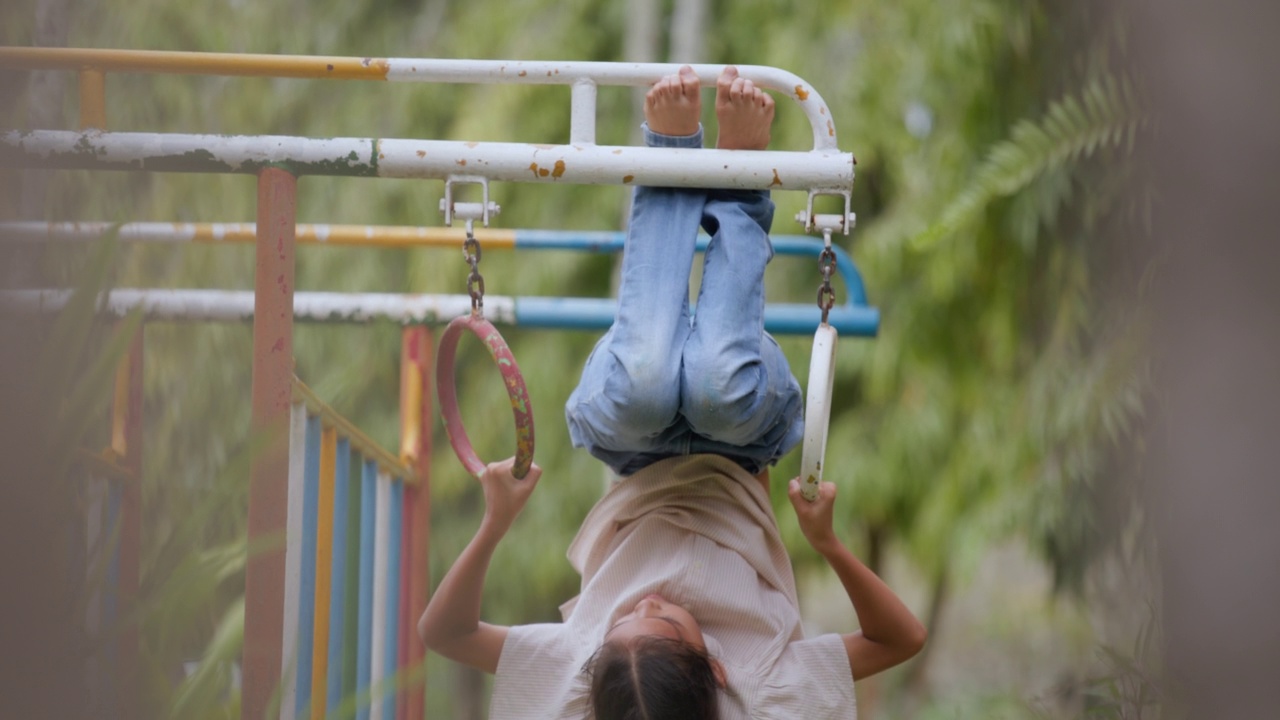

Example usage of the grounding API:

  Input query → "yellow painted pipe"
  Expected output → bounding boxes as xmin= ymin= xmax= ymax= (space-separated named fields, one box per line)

xmin=204 ymin=224 xmax=519 ymax=249
xmin=310 ymin=427 xmax=338 ymax=720
xmin=78 ymin=68 xmax=107 ymax=130
xmin=110 ymin=351 xmax=130 ymax=458
xmin=0 ymin=47 xmax=390 ymax=80
xmin=400 ymin=351 xmax=423 ymax=466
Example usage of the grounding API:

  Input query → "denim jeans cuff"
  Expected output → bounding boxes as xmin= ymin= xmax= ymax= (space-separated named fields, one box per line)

xmin=642 ymin=122 xmax=704 ymax=149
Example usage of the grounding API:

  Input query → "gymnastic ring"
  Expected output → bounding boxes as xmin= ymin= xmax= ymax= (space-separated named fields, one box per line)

xmin=436 ymin=313 xmax=535 ymax=479
xmin=800 ymin=323 xmax=838 ymax=502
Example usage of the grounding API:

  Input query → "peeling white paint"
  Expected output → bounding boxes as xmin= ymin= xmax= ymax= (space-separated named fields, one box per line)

xmin=3 ymin=130 xmax=853 ymax=190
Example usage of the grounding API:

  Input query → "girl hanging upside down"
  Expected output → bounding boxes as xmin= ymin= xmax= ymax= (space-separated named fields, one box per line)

xmin=419 ymin=66 xmax=926 ymax=719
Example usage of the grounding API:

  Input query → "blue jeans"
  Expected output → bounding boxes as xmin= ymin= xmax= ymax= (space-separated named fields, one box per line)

xmin=565 ymin=124 xmax=804 ymax=476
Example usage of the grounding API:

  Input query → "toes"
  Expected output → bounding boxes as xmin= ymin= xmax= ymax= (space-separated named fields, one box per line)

xmin=717 ymin=66 xmax=738 ymax=94
xmin=678 ymin=66 xmax=701 ymax=98
xmin=730 ymin=76 xmax=747 ymax=101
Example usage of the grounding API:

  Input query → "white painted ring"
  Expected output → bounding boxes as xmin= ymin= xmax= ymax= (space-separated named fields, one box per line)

xmin=800 ymin=324 xmax=838 ymax=502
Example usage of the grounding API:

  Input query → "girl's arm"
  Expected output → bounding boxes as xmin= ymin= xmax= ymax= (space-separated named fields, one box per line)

xmin=417 ymin=457 xmax=541 ymax=674
xmin=787 ymin=478 xmax=927 ymax=681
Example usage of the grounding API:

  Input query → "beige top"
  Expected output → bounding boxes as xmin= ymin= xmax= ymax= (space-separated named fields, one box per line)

xmin=490 ymin=455 xmax=856 ymax=719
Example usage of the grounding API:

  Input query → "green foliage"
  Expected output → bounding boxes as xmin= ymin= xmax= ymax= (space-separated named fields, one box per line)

xmin=910 ymin=76 xmax=1147 ymax=253
xmin=18 ymin=230 xmax=140 ymax=470
xmin=168 ymin=596 xmax=244 ymax=720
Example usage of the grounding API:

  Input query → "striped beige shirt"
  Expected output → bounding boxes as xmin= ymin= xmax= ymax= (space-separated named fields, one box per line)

xmin=490 ymin=454 xmax=856 ymax=719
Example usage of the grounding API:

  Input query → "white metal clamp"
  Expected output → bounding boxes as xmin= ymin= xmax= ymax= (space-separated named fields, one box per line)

xmin=439 ymin=175 xmax=501 ymax=228
xmin=794 ymin=187 xmax=856 ymax=235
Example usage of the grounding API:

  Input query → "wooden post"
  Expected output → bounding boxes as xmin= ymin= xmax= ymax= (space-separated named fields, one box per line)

xmin=243 ymin=167 xmax=297 ymax=720
xmin=400 ymin=327 xmax=432 ymax=720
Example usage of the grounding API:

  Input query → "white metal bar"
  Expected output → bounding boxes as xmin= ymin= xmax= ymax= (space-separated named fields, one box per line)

xmin=0 ymin=52 xmax=840 ymax=152
xmin=0 ymin=221 xmax=210 ymax=243
xmin=570 ymin=79 xmax=598 ymax=145
xmin=380 ymin=60 xmax=837 ymax=150
xmin=1 ymin=130 xmax=854 ymax=191
xmin=280 ymin=401 xmax=307 ymax=720
xmin=0 ymin=222 xmax=516 ymax=246
xmin=1 ymin=289 xmax=515 ymax=325
xmin=368 ymin=471 xmax=391 ymax=720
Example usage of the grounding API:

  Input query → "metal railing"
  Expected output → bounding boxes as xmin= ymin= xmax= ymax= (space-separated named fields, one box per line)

xmin=0 ymin=50 xmax=854 ymax=193
xmin=0 ymin=224 xmax=879 ymax=336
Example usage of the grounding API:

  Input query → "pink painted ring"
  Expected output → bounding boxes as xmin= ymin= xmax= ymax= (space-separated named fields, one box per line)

xmin=436 ymin=313 xmax=535 ymax=479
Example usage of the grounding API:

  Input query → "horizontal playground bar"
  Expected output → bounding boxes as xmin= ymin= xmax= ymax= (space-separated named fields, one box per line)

xmin=0 ymin=49 xmax=841 ymax=151
xmin=291 ymin=380 xmax=416 ymax=483
xmin=0 ymin=223 xmax=869 ymax=305
xmin=0 ymin=221 xmax=512 ymax=248
xmin=0 ymin=130 xmax=853 ymax=191
xmin=0 ymin=289 xmax=880 ymax=336
xmin=1 ymin=288 xmax=505 ymax=324
xmin=517 ymin=296 xmax=880 ymax=336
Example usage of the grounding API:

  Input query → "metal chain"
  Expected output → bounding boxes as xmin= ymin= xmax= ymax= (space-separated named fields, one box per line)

xmin=462 ymin=218 xmax=485 ymax=313
xmin=816 ymin=228 xmax=836 ymax=324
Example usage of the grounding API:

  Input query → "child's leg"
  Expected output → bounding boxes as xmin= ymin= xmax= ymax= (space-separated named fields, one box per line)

xmin=680 ymin=68 xmax=802 ymax=457
xmin=681 ymin=189 xmax=801 ymax=447
xmin=565 ymin=182 xmax=703 ymax=457
xmin=566 ymin=69 xmax=706 ymax=471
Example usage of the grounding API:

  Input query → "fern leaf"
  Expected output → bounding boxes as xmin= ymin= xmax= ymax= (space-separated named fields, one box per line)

xmin=911 ymin=75 xmax=1146 ymax=251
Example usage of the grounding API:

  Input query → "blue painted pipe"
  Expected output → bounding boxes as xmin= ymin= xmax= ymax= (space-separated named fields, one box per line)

xmin=512 ymin=230 xmax=876 ymax=335
xmin=514 ymin=297 xmax=879 ymax=337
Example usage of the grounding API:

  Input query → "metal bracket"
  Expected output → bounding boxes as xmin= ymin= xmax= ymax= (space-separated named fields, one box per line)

xmin=439 ymin=175 xmax=501 ymax=227
xmin=795 ymin=188 xmax=856 ymax=235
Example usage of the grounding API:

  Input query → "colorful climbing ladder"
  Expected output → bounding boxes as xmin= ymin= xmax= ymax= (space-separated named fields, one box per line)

xmin=284 ymin=377 xmax=428 ymax=720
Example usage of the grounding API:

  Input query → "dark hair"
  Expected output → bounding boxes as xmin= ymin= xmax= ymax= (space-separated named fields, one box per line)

xmin=585 ymin=636 xmax=720 ymax=720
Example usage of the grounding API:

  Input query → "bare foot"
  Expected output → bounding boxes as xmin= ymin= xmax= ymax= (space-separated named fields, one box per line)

xmin=715 ymin=66 xmax=774 ymax=150
xmin=644 ymin=65 xmax=702 ymax=136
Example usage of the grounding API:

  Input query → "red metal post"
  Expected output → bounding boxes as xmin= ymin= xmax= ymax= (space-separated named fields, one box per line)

xmin=110 ymin=325 xmax=143 ymax=718
xmin=400 ymin=327 xmax=432 ymax=720
xmin=244 ymin=167 xmax=297 ymax=720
